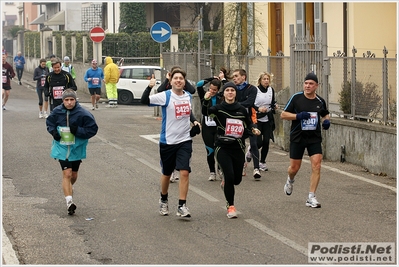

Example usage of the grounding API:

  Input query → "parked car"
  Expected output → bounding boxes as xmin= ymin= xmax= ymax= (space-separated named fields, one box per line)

xmin=116 ymin=65 xmax=162 ymax=104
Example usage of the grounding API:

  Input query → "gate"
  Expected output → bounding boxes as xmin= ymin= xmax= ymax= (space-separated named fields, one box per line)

xmin=289 ymin=23 xmax=328 ymax=102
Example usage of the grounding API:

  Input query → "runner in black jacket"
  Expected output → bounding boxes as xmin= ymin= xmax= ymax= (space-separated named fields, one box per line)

xmin=44 ymin=57 xmax=77 ymax=111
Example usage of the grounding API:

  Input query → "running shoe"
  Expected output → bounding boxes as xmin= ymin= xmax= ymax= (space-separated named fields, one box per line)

xmin=245 ymin=146 xmax=252 ymax=162
xmin=259 ymin=162 xmax=268 ymax=171
xmin=208 ymin=172 xmax=216 ymax=181
xmin=44 ymin=112 xmax=49 ymax=118
xmin=39 ymin=112 xmax=43 ymax=119
xmin=2 ymin=105 xmax=6 ymax=110
xmin=253 ymin=168 xmax=261 ymax=179
xmin=227 ymin=205 xmax=237 ymax=219
xmin=217 ymin=168 xmax=223 ymax=181
xmin=159 ymin=198 xmax=169 ymax=215
xmin=306 ymin=197 xmax=321 ymax=208
xmin=176 ymin=204 xmax=191 ymax=218
xmin=284 ymin=179 xmax=294 ymax=195
xmin=170 ymin=170 xmax=180 ymax=183
xmin=67 ymin=200 xmax=76 ymax=215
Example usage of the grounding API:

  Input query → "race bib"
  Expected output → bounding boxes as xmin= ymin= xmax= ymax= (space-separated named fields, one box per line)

xmin=2 ymin=75 xmax=7 ymax=83
xmin=301 ymin=112 xmax=318 ymax=130
xmin=59 ymin=127 xmax=75 ymax=145
xmin=53 ymin=86 xmax=64 ymax=99
xmin=225 ymin=118 xmax=244 ymax=138
xmin=174 ymin=100 xmax=190 ymax=119
xmin=41 ymin=77 xmax=46 ymax=87
xmin=204 ymin=116 xmax=217 ymax=127
xmin=92 ymin=78 xmax=99 ymax=85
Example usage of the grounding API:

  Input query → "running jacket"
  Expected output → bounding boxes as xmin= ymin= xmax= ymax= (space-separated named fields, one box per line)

xmin=46 ymin=102 xmax=98 ymax=161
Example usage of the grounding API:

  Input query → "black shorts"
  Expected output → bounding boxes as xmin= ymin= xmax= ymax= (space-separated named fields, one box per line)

xmin=89 ymin=88 xmax=101 ymax=95
xmin=159 ymin=140 xmax=192 ymax=175
xmin=2 ymin=86 xmax=11 ymax=90
xmin=59 ymin=159 xmax=82 ymax=171
xmin=289 ymin=141 xmax=322 ymax=159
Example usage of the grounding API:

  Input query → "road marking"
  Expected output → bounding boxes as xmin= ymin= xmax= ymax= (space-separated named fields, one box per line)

xmin=139 ymin=134 xmax=160 ymax=144
xmin=95 ymin=135 xmax=123 ymax=150
xmin=245 ymin=219 xmax=324 ymax=263
xmin=301 ymin=159 xmax=396 ymax=193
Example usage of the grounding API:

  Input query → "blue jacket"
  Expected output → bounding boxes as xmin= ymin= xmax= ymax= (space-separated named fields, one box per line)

xmin=84 ymin=67 xmax=104 ymax=88
xmin=46 ymin=102 xmax=98 ymax=161
xmin=13 ymin=55 xmax=25 ymax=69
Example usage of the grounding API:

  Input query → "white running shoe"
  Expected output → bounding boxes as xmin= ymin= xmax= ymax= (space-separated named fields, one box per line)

xmin=176 ymin=204 xmax=191 ymax=218
xmin=208 ymin=172 xmax=216 ymax=181
xmin=245 ymin=146 xmax=252 ymax=162
xmin=39 ymin=112 xmax=44 ymax=119
xmin=284 ymin=179 xmax=294 ymax=195
xmin=259 ymin=162 xmax=268 ymax=171
xmin=44 ymin=112 xmax=49 ymax=118
xmin=159 ymin=198 xmax=169 ymax=215
xmin=170 ymin=170 xmax=180 ymax=183
xmin=306 ymin=197 xmax=321 ymax=208
xmin=253 ymin=168 xmax=261 ymax=179
xmin=91 ymin=106 xmax=95 ymax=110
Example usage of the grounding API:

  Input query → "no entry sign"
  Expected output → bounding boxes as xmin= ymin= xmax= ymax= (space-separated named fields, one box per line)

xmin=90 ymin=27 xmax=105 ymax=43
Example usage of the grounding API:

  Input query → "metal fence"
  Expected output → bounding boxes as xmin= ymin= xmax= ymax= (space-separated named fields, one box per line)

xmin=162 ymin=24 xmax=396 ymax=126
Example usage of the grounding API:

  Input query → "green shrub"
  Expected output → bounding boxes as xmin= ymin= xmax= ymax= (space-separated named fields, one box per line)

xmin=339 ymin=80 xmax=382 ymax=118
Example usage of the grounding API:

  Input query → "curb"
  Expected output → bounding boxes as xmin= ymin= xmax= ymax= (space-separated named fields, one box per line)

xmin=2 ymin=227 xmax=19 ymax=265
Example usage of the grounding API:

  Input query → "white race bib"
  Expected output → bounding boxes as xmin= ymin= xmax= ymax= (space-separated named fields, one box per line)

xmin=53 ymin=86 xmax=64 ymax=99
xmin=225 ymin=118 xmax=244 ymax=138
xmin=92 ymin=78 xmax=99 ymax=85
xmin=174 ymin=100 xmax=190 ymax=119
xmin=301 ymin=112 xmax=319 ymax=130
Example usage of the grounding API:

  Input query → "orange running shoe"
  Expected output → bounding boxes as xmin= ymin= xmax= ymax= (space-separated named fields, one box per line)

xmin=227 ymin=205 xmax=237 ymax=219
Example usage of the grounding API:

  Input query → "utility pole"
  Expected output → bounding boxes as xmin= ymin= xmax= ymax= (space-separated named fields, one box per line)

xmin=197 ymin=6 xmax=203 ymax=81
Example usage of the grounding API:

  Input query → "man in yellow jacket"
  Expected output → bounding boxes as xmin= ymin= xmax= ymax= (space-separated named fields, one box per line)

xmin=103 ymin=56 xmax=120 ymax=107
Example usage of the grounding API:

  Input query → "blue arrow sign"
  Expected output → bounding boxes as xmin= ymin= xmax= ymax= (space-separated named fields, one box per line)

xmin=150 ymin=21 xmax=172 ymax=43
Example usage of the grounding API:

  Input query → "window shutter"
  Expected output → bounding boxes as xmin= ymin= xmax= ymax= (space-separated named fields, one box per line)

xmin=296 ymin=3 xmax=305 ymax=36
xmin=314 ymin=3 xmax=323 ymax=40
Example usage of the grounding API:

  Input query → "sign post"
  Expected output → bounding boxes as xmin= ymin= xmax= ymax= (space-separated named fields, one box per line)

xmin=89 ymin=26 xmax=105 ymax=64
xmin=150 ymin=21 xmax=172 ymax=68
xmin=150 ymin=21 xmax=172 ymax=116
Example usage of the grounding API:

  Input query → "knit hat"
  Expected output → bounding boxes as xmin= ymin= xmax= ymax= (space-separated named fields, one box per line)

xmin=64 ymin=56 xmax=70 ymax=61
xmin=62 ymin=89 xmax=77 ymax=100
xmin=304 ymin=72 xmax=318 ymax=83
xmin=222 ymin=82 xmax=237 ymax=92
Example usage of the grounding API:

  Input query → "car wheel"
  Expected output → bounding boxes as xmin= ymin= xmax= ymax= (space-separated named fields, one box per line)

xmin=118 ymin=90 xmax=133 ymax=105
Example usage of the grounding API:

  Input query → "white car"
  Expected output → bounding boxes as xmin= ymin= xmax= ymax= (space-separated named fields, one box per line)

xmin=117 ymin=65 xmax=162 ymax=104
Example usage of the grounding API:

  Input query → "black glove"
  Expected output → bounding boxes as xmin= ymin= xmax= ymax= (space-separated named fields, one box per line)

xmin=322 ymin=119 xmax=330 ymax=130
xmin=69 ymin=125 xmax=78 ymax=135
xmin=190 ymin=124 xmax=201 ymax=137
xmin=52 ymin=130 xmax=61 ymax=141
xmin=296 ymin=111 xmax=311 ymax=120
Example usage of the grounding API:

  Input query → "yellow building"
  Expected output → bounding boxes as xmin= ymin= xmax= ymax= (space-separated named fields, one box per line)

xmin=232 ymin=2 xmax=396 ymax=58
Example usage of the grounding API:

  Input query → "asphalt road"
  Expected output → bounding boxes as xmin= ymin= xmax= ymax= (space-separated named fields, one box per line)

xmin=2 ymin=75 xmax=396 ymax=265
